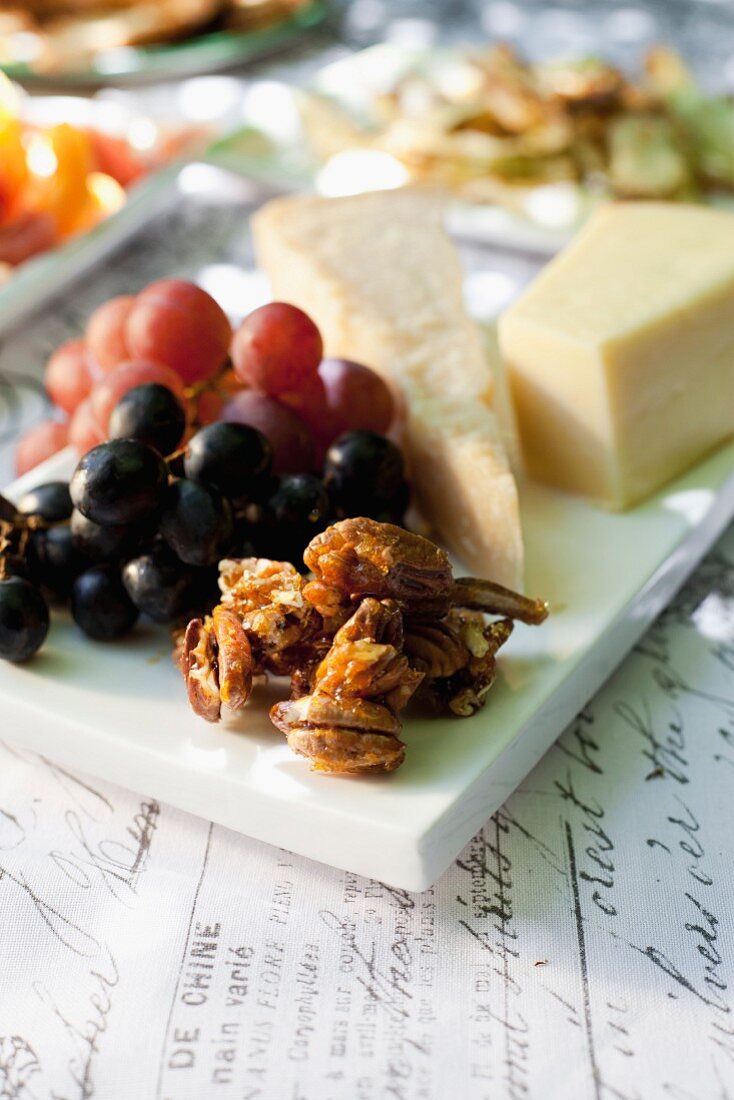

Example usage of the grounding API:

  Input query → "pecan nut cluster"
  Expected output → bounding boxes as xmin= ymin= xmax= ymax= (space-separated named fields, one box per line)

xmin=180 ymin=518 xmax=548 ymax=775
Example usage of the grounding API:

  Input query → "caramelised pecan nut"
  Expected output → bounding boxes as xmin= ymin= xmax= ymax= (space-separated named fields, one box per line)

xmin=178 ymin=517 xmax=548 ymax=775
xmin=332 ymin=596 xmax=404 ymax=648
xmin=302 ymin=516 xmax=549 ymax=627
xmin=271 ymin=696 xmax=406 ymax=774
xmin=314 ymin=598 xmax=419 ymax=702
xmin=297 ymin=578 xmax=347 ymax=633
xmin=269 ymin=598 xmax=423 ymax=775
xmin=316 ymin=637 xmax=416 ymax=699
xmin=431 ymin=616 xmax=514 ymax=717
xmin=182 ymin=608 xmax=253 ymax=723
xmin=263 ymin=638 xmax=332 ymax=692
xmin=272 ymin=693 xmax=402 ymax=735
xmin=404 ymin=620 xmax=471 ymax=679
xmin=218 ymin=557 xmax=319 ymax=657
xmin=449 ymin=577 xmax=549 ymax=625
xmin=284 ymin=727 xmax=406 ymax=775
xmin=303 ymin=517 xmax=453 ymax=615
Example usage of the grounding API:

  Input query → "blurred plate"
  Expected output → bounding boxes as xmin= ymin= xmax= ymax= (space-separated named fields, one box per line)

xmin=205 ymin=45 xmax=590 ymax=255
xmin=0 ymin=166 xmax=177 ymax=341
xmin=0 ymin=0 xmax=328 ymax=88
xmin=211 ymin=42 xmax=734 ymax=256
xmin=0 ymin=86 xmax=206 ymax=340
xmin=0 ymin=83 xmax=274 ymax=340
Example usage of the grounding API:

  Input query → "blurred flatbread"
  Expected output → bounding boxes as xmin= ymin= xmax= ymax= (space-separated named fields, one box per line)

xmin=0 ymin=0 xmax=309 ymax=72
xmin=20 ymin=0 xmax=143 ymax=16
xmin=224 ymin=0 xmax=308 ymax=30
xmin=34 ymin=0 xmax=224 ymax=69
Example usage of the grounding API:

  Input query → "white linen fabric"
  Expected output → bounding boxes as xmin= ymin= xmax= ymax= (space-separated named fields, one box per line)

xmin=1 ymin=527 xmax=732 ymax=1100
xmin=0 ymin=67 xmax=731 ymax=1095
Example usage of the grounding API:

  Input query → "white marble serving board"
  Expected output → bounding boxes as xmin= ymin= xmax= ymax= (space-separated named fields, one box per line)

xmin=2 ymin=440 xmax=733 ymax=890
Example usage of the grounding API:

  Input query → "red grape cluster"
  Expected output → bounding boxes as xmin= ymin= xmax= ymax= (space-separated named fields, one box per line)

xmin=17 ymin=284 xmax=399 ymax=480
xmin=2 ymin=285 xmax=412 ymax=664
xmin=18 ymin=279 xmax=229 ymax=472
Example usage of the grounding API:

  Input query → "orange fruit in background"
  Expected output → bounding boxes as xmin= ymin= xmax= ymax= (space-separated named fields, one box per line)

xmin=0 ymin=118 xmax=28 ymax=225
xmin=65 ymin=172 xmax=126 ymax=238
xmin=89 ymin=130 xmax=146 ymax=188
xmin=23 ymin=123 xmax=93 ymax=237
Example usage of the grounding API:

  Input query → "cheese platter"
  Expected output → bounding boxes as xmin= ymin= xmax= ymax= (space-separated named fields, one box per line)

xmin=0 ymin=167 xmax=732 ymax=890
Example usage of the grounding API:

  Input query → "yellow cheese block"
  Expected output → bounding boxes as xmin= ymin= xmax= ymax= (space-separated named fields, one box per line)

xmin=252 ymin=190 xmax=523 ymax=587
xmin=499 ymin=201 xmax=734 ymax=509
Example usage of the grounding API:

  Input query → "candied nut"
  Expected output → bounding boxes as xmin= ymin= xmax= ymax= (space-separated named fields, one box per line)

xmin=304 ymin=517 xmax=547 ymax=626
xmin=316 ymin=638 xmax=416 ymax=699
xmin=182 ymin=608 xmax=253 ymax=723
xmin=333 ymin=596 xmax=403 ymax=648
xmin=218 ymin=557 xmax=319 ymax=657
xmin=304 ymin=517 xmax=453 ymax=612
xmin=449 ymin=577 xmax=549 ymax=625
xmin=404 ymin=620 xmax=470 ymax=679
xmin=272 ymin=694 xmax=402 ymax=735
xmin=270 ymin=597 xmax=422 ymax=775
xmin=279 ymin=724 xmax=406 ymax=775
xmin=383 ymin=668 xmax=425 ymax=714
xmin=183 ymin=618 xmax=219 ymax=723
xmin=179 ymin=519 xmax=548 ymax=776
xmin=433 ymin=616 xmax=514 ymax=717
xmin=264 ymin=638 xmax=332 ymax=688
xmin=215 ymin=608 xmax=253 ymax=711
xmin=298 ymin=579 xmax=349 ymax=633
xmin=271 ymin=690 xmax=405 ymax=777
xmin=313 ymin=598 xmax=422 ymax=708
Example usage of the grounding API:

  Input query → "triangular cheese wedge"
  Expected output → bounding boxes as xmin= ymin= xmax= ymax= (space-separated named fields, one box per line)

xmin=252 ymin=190 xmax=523 ymax=588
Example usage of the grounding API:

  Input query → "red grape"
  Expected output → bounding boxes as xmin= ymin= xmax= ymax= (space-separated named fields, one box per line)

xmin=91 ymin=359 xmax=186 ymax=432
xmin=231 ymin=302 xmax=322 ymax=396
xmin=69 ymin=397 xmax=105 ymax=455
xmin=126 ymin=279 xmax=231 ymax=386
xmin=279 ymin=373 xmax=332 ymax=441
xmin=44 ymin=338 xmax=94 ymax=416
xmin=86 ymin=295 xmax=135 ymax=373
xmin=15 ymin=419 xmax=69 ymax=476
xmin=89 ymin=130 xmax=146 ymax=188
xmin=222 ymin=390 xmax=314 ymax=474
xmin=319 ymin=358 xmax=395 ymax=437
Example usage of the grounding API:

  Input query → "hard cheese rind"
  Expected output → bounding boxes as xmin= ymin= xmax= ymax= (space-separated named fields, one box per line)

xmin=252 ymin=190 xmax=523 ymax=588
xmin=499 ymin=201 xmax=734 ymax=509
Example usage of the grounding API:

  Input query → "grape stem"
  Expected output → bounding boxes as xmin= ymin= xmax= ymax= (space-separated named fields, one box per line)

xmin=0 ymin=495 xmax=50 ymax=534
xmin=182 ymin=355 xmax=236 ymax=433
xmin=0 ymin=507 xmax=69 ymax=579
xmin=166 ymin=358 xmax=237 ymax=465
xmin=183 ymin=356 xmax=233 ymax=403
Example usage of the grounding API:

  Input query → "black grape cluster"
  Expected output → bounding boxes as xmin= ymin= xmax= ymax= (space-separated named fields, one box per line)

xmin=0 ymin=384 xmax=410 ymax=664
